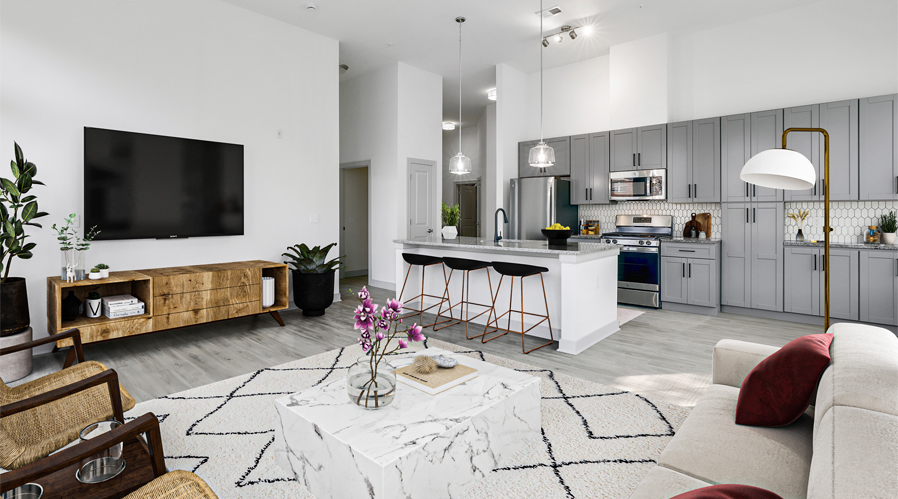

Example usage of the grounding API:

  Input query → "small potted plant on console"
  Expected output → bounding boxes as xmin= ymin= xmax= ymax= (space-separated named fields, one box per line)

xmin=283 ymin=243 xmax=344 ymax=316
xmin=85 ymin=291 xmax=102 ymax=318
xmin=95 ymin=263 xmax=110 ymax=278
xmin=88 ymin=266 xmax=102 ymax=280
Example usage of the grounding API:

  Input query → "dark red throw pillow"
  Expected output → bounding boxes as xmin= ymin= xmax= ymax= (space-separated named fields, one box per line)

xmin=735 ymin=333 xmax=833 ymax=427
xmin=671 ymin=484 xmax=784 ymax=499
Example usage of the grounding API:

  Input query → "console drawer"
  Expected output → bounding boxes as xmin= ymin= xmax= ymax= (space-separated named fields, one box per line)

xmin=661 ymin=243 xmax=717 ymax=260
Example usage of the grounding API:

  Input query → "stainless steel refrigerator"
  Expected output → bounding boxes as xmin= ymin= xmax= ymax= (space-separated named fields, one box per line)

xmin=508 ymin=177 xmax=578 ymax=241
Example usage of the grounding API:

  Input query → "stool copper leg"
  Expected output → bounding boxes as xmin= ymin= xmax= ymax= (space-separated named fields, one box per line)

xmin=521 ymin=273 xmax=554 ymax=354
xmin=482 ymin=275 xmax=509 ymax=343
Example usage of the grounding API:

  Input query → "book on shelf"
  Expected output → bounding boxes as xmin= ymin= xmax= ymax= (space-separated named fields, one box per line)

xmin=393 ymin=354 xmax=478 ymax=396
xmin=103 ymin=304 xmax=145 ymax=319
xmin=101 ymin=295 xmax=139 ymax=307
xmin=104 ymin=301 xmax=145 ymax=312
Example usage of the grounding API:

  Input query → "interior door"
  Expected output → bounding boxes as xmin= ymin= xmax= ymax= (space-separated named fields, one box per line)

xmin=457 ymin=184 xmax=478 ymax=237
xmin=408 ymin=160 xmax=436 ymax=240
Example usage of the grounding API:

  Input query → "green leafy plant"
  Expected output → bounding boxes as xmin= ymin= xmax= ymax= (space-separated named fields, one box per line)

xmin=95 ymin=263 xmax=109 ymax=270
xmin=441 ymin=203 xmax=460 ymax=227
xmin=52 ymin=213 xmax=99 ymax=252
xmin=88 ymin=291 xmax=100 ymax=300
xmin=283 ymin=243 xmax=344 ymax=274
xmin=90 ymin=267 xmax=100 ymax=273
xmin=1 ymin=142 xmax=49 ymax=283
xmin=880 ymin=210 xmax=897 ymax=233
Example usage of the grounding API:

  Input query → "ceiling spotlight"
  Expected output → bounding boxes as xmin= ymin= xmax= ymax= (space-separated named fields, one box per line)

xmin=569 ymin=29 xmax=577 ymax=40
xmin=442 ymin=122 xmax=456 ymax=131
xmin=487 ymin=88 xmax=497 ymax=101
xmin=306 ymin=3 xmax=317 ymax=11
xmin=338 ymin=63 xmax=349 ymax=74
xmin=554 ymin=34 xmax=563 ymax=43
xmin=541 ymin=38 xmax=550 ymax=47
xmin=581 ymin=25 xmax=593 ymax=36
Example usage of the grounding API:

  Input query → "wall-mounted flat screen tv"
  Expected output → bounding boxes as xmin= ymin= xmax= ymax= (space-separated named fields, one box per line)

xmin=84 ymin=127 xmax=244 ymax=240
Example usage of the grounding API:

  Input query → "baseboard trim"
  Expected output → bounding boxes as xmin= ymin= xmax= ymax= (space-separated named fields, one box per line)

xmin=662 ymin=302 xmax=719 ymax=317
xmin=720 ymin=306 xmax=898 ymax=334
xmin=343 ymin=269 xmax=368 ymax=278
xmin=367 ymin=278 xmax=394 ymax=293
xmin=557 ymin=320 xmax=620 ymax=355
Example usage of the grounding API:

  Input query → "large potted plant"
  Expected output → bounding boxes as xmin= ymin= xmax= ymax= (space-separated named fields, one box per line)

xmin=283 ymin=243 xmax=344 ymax=316
xmin=441 ymin=203 xmax=460 ymax=239
xmin=1 ymin=142 xmax=49 ymax=381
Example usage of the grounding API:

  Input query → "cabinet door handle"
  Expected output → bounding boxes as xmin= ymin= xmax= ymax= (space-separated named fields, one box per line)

xmin=694 ymin=183 xmax=697 ymax=198
xmin=633 ymin=153 xmax=636 ymax=166
xmin=753 ymin=185 xmax=756 ymax=197
xmin=590 ymin=188 xmax=593 ymax=200
xmin=585 ymin=188 xmax=588 ymax=200
xmin=688 ymin=263 xmax=692 ymax=278
xmin=822 ymin=257 xmax=825 ymax=272
xmin=745 ymin=182 xmax=749 ymax=197
xmin=753 ymin=208 xmax=756 ymax=223
xmin=683 ymin=262 xmax=686 ymax=277
xmin=638 ymin=152 xmax=641 ymax=165
xmin=745 ymin=208 xmax=749 ymax=223
xmin=814 ymin=254 xmax=817 ymax=271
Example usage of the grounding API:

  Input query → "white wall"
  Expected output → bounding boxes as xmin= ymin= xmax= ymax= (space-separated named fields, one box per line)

xmin=495 ymin=64 xmax=530 ymax=226
xmin=442 ymin=125 xmax=482 ymax=204
xmin=484 ymin=103 xmax=497 ymax=238
xmin=526 ymin=55 xmax=611 ymax=139
xmin=341 ymin=62 xmax=442 ymax=288
xmin=0 ymin=0 xmax=339 ymax=351
xmin=610 ymin=33 xmax=670 ymax=129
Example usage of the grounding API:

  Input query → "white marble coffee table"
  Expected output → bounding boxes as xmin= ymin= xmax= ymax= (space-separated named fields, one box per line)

xmin=273 ymin=348 xmax=541 ymax=499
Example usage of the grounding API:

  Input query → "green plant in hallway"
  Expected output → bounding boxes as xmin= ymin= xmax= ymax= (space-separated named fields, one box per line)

xmin=441 ymin=203 xmax=460 ymax=239
xmin=880 ymin=210 xmax=897 ymax=245
xmin=283 ymin=243 xmax=344 ymax=316
xmin=1 ymin=142 xmax=48 ymax=338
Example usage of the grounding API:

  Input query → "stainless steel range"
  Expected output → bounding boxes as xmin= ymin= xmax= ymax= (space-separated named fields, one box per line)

xmin=600 ymin=215 xmax=673 ymax=308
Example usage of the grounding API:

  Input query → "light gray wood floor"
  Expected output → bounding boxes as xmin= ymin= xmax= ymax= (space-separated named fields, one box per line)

xmin=18 ymin=276 xmax=820 ymax=407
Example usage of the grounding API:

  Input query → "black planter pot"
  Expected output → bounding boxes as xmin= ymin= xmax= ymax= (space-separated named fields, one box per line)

xmin=0 ymin=277 xmax=30 ymax=337
xmin=292 ymin=270 xmax=336 ymax=317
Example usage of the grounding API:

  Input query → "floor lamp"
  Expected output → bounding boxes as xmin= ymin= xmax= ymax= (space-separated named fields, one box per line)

xmin=741 ymin=127 xmax=832 ymax=331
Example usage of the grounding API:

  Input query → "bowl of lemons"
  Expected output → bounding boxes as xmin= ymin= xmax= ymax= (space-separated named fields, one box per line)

xmin=541 ymin=223 xmax=574 ymax=245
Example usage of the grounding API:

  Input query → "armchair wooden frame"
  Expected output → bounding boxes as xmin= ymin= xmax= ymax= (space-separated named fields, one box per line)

xmin=0 ymin=327 xmax=85 ymax=369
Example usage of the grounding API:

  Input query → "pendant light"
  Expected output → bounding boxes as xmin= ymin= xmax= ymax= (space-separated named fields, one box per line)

xmin=528 ymin=0 xmax=555 ymax=168
xmin=449 ymin=16 xmax=472 ymax=175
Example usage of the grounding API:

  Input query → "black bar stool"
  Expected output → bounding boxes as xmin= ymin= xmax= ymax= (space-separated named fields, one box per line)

xmin=398 ymin=253 xmax=452 ymax=327
xmin=432 ymin=257 xmax=494 ymax=339
xmin=482 ymin=261 xmax=555 ymax=354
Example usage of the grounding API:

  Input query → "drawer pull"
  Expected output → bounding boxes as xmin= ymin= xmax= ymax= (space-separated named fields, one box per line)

xmin=679 ymin=249 xmax=696 ymax=252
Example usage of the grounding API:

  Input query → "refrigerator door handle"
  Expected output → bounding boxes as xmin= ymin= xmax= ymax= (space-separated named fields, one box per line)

xmin=547 ymin=178 xmax=555 ymax=227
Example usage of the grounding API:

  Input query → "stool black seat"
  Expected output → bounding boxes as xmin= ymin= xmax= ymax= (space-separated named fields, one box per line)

xmin=442 ymin=257 xmax=491 ymax=272
xmin=490 ymin=262 xmax=548 ymax=277
xmin=402 ymin=253 xmax=444 ymax=267
xmin=482 ymin=261 xmax=555 ymax=354
xmin=397 ymin=253 xmax=451 ymax=328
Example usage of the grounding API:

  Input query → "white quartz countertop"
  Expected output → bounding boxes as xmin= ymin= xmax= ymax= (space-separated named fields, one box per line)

xmin=394 ymin=236 xmax=618 ymax=255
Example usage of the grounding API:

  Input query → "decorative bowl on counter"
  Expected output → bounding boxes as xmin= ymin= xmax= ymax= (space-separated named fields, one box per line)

xmin=541 ymin=228 xmax=573 ymax=245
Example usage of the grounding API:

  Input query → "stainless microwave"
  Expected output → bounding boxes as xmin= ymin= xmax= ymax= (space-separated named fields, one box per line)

xmin=609 ymin=169 xmax=666 ymax=201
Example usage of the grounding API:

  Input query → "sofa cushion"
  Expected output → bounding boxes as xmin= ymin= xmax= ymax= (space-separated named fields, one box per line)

xmin=813 ymin=324 xmax=898 ymax=437
xmin=671 ymin=484 xmax=784 ymax=499
xmin=628 ymin=466 xmax=712 ymax=499
xmin=807 ymin=406 xmax=898 ymax=499
xmin=735 ymin=334 xmax=833 ymax=427
xmin=657 ymin=384 xmax=813 ymax=499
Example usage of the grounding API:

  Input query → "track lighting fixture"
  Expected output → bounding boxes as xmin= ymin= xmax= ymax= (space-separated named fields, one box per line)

xmin=541 ymin=24 xmax=590 ymax=47
xmin=541 ymin=38 xmax=549 ymax=47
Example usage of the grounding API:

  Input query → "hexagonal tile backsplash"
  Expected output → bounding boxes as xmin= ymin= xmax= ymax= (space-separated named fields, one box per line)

xmin=784 ymin=201 xmax=898 ymax=243
xmin=578 ymin=202 xmax=722 ymax=238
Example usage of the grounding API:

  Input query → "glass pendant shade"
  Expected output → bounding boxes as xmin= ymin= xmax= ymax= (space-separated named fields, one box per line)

xmin=529 ymin=141 xmax=555 ymax=167
xmin=449 ymin=152 xmax=472 ymax=175
xmin=740 ymin=149 xmax=816 ymax=190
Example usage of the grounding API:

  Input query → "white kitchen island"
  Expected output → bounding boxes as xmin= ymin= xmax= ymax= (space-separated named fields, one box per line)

xmin=394 ymin=237 xmax=620 ymax=355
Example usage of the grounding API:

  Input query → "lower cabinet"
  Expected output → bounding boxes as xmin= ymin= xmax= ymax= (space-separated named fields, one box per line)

xmin=661 ymin=243 xmax=719 ymax=310
xmin=720 ymin=202 xmax=784 ymax=311
xmin=859 ymin=250 xmax=898 ymax=326
xmin=784 ymin=247 xmax=858 ymax=320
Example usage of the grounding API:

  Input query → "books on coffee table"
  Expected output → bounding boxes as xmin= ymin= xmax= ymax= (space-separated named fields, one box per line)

xmin=393 ymin=354 xmax=478 ymax=395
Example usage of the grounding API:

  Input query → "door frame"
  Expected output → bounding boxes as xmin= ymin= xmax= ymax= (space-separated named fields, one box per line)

xmin=406 ymin=158 xmax=439 ymax=239
xmin=339 ymin=160 xmax=371 ymax=280
xmin=454 ymin=177 xmax=481 ymax=237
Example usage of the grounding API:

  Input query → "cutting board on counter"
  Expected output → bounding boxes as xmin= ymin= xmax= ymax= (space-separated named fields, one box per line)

xmin=682 ymin=213 xmax=712 ymax=237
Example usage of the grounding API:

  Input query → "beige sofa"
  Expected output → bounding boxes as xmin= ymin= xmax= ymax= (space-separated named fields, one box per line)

xmin=629 ymin=323 xmax=898 ymax=499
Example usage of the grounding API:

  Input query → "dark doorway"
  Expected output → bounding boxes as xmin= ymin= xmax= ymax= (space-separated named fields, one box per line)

xmin=457 ymin=183 xmax=478 ymax=237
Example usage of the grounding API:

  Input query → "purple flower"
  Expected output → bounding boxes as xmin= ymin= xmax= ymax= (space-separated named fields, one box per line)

xmin=385 ymin=298 xmax=403 ymax=314
xmin=358 ymin=287 xmax=370 ymax=300
xmin=377 ymin=319 xmax=389 ymax=331
xmin=376 ymin=331 xmax=385 ymax=341
xmin=398 ymin=339 xmax=408 ymax=349
xmin=360 ymin=330 xmax=371 ymax=340
xmin=354 ymin=299 xmax=378 ymax=331
xmin=406 ymin=324 xmax=425 ymax=342
xmin=360 ymin=340 xmax=372 ymax=353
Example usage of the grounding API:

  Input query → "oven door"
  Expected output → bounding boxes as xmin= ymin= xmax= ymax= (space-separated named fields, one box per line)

xmin=617 ymin=246 xmax=660 ymax=291
xmin=609 ymin=169 xmax=666 ymax=201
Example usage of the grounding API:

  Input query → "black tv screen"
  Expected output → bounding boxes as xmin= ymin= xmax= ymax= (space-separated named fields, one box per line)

xmin=84 ymin=127 xmax=244 ymax=240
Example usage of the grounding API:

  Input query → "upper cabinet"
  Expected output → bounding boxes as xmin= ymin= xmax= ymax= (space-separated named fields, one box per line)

xmin=610 ymin=125 xmax=667 ymax=172
xmin=721 ymin=110 xmax=784 ymax=202
xmin=667 ymin=118 xmax=720 ymax=203
xmin=570 ymin=132 xmax=610 ymax=205
xmin=859 ymin=94 xmax=898 ymax=201
xmin=783 ymin=104 xmax=821 ymax=201
xmin=518 ymin=136 xmax=571 ymax=178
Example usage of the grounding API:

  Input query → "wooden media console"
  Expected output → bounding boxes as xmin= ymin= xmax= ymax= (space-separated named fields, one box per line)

xmin=47 ymin=260 xmax=289 ymax=348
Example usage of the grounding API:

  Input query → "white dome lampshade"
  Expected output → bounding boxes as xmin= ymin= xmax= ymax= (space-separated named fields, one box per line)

xmin=740 ymin=149 xmax=816 ymax=191
xmin=449 ymin=152 xmax=472 ymax=175
xmin=529 ymin=141 xmax=555 ymax=167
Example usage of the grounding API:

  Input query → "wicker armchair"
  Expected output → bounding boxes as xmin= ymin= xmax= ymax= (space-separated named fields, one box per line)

xmin=0 ymin=413 xmax=219 ymax=499
xmin=0 ymin=328 xmax=135 ymax=470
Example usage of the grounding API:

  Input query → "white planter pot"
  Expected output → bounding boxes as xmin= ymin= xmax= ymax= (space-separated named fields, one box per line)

xmin=883 ymin=232 xmax=897 ymax=245
xmin=86 ymin=298 xmax=102 ymax=318
xmin=89 ymin=272 xmax=102 ymax=280
xmin=441 ymin=226 xmax=458 ymax=239
xmin=100 ymin=269 xmax=110 ymax=278
xmin=0 ymin=327 xmax=33 ymax=382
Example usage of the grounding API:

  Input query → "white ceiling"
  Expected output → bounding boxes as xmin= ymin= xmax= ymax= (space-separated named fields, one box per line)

xmin=220 ymin=0 xmax=820 ymax=128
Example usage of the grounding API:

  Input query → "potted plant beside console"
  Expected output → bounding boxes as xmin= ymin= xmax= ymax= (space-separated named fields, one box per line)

xmin=0 ymin=142 xmax=49 ymax=382
xmin=283 ymin=243 xmax=344 ymax=317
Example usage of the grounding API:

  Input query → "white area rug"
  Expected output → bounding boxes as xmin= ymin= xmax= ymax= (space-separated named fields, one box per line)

xmin=127 ymin=339 xmax=689 ymax=498
xmin=618 ymin=307 xmax=645 ymax=326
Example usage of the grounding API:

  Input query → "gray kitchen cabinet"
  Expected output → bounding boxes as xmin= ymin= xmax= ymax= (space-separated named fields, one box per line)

xmin=518 ymin=136 xmax=571 ymax=178
xmin=661 ymin=256 xmax=688 ymax=304
xmin=721 ymin=203 xmax=752 ymax=308
xmin=859 ymin=94 xmax=898 ymax=201
xmin=687 ymin=258 xmax=717 ymax=308
xmin=859 ymin=250 xmax=898 ymax=326
xmin=820 ymin=99 xmax=859 ymax=201
xmin=783 ymin=105 xmax=821 ymax=201
xmin=721 ymin=114 xmax=752 ymax=202
xmin=750 ymin=202 xmax=784 ymax=311
xmin=826 ymin=248 xmax=859 ymax=321
xmin=569 ymin=132 xmax=610 ymax=205
xmin=668 ymin=118 xmax=720 ymax=203
xmin=749 ymin=109 xmax=784 ymax=202
xmin=610 ymin=125 xmax=666 ymax=172
xmin=784 ymin=246 xmax=821 ymax=316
